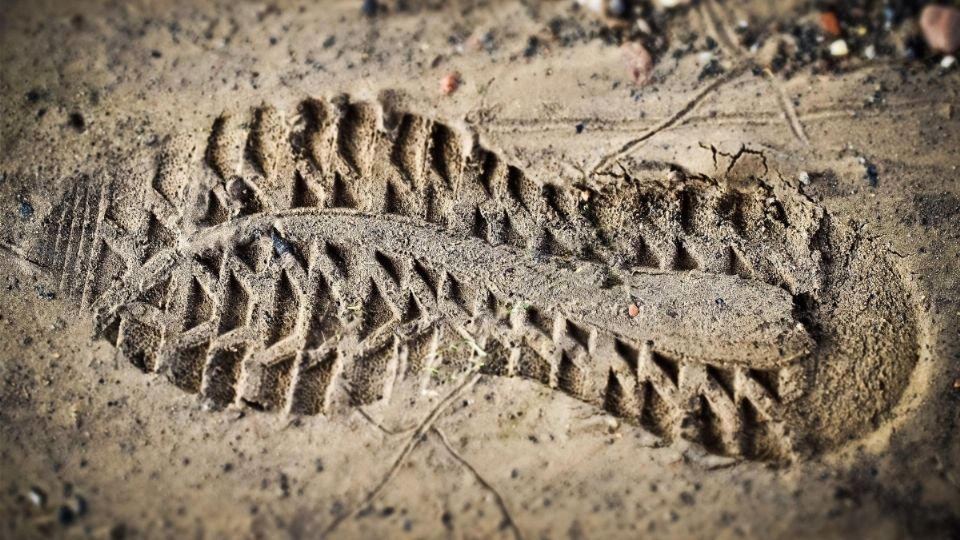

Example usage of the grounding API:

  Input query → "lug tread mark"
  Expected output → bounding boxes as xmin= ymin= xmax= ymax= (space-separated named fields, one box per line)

xmin=37 ymin=94 xmax=919 ymax=463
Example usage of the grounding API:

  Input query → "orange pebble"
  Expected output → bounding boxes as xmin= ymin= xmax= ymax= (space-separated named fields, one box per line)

xmin=820 ymin=11 xmax=841 ymax=36
xmin=628 ymin=303 xmax=640 ymax=318
xmin=921 ymin=5 xmax=960 ymax=54
xmin=440 ymin=72 xmax=461 ymax=96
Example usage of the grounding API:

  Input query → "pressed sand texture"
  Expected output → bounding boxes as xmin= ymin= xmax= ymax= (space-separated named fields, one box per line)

xmin=1 ymin=0 xmax=958 ymax=538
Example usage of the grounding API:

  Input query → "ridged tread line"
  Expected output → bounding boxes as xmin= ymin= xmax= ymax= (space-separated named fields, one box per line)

xmin=54 ymin=96 xmax=827 ymax=461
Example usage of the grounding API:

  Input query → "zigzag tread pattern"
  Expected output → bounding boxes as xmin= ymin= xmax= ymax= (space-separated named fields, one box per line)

xmin=46 ymin=95 xmax=861 ymax=462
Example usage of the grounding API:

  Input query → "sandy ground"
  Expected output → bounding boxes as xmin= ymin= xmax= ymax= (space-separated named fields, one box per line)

xmin=1 ymin=0 xmax=959 ymax=538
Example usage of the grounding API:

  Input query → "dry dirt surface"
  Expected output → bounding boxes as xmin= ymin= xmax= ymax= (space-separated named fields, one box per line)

xmin=1 ymin=0 xmax=959 ymax=538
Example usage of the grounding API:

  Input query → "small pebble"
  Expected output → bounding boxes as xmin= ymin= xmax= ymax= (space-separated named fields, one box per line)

xmin=829 ymin=39 xmax=849 ymax=57
xmin=271 ymin=230 xmax=293 ymax=257
xmin=58 ymin=505 xmax=77 ymax=526
xmin=608 ymin=0 xmax=628 ymax=18
xmin=865 ymin=163 xmax=879 ymax=187
xmin=361 ymin=0 xmax=378 ymax=17
xmin=439 ymin=72 xmax=461 ymax=96
xmin=864 ymin=44 xmax=877 ymax=60
xmin=576 ymin=0 xmax=604 ymax=15
xmin=635 ymin=18 xmax=652 ymax=34
xmin=942 ymin=55 xmax=957 ymax=69
xmin=920 ymin=5 xmax=960 ymax=54
xmin=522 ymin=36 xmax=539 ymax=58
xmin=68 ymin=112 xmax=86 ymax=132
xmin=655 ymin=0 xmax=690 ymax=9
xmin=627 ymin=303 xmax=640 ymax=318
xmin=28 ymin=487 xmax=46 ymax=507
xmin=19 ymin=200 xmax=34 ymax=219
xmin=621 ymin=41 xmax=654 ymax=86
xmin=820 ymin=12 xmax=841 ymax=36
xmin=798 ymin=171 xmax=811 ymax=185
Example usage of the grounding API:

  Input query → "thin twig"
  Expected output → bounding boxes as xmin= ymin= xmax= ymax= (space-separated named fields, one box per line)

xmin=701 ymin=0 xmax=809 ymax=145
xmin=356 ymin=407 xmax=418 ymax=436
xmin=764 ymin=68 xmax=810 ymax=144
xmin=432 ymin=426 xmax=524 ymax=540
xmin=320 ymin=372 xmax=482 ymax=537
xmin=590 ymin=64 xmax=747 ymax=175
